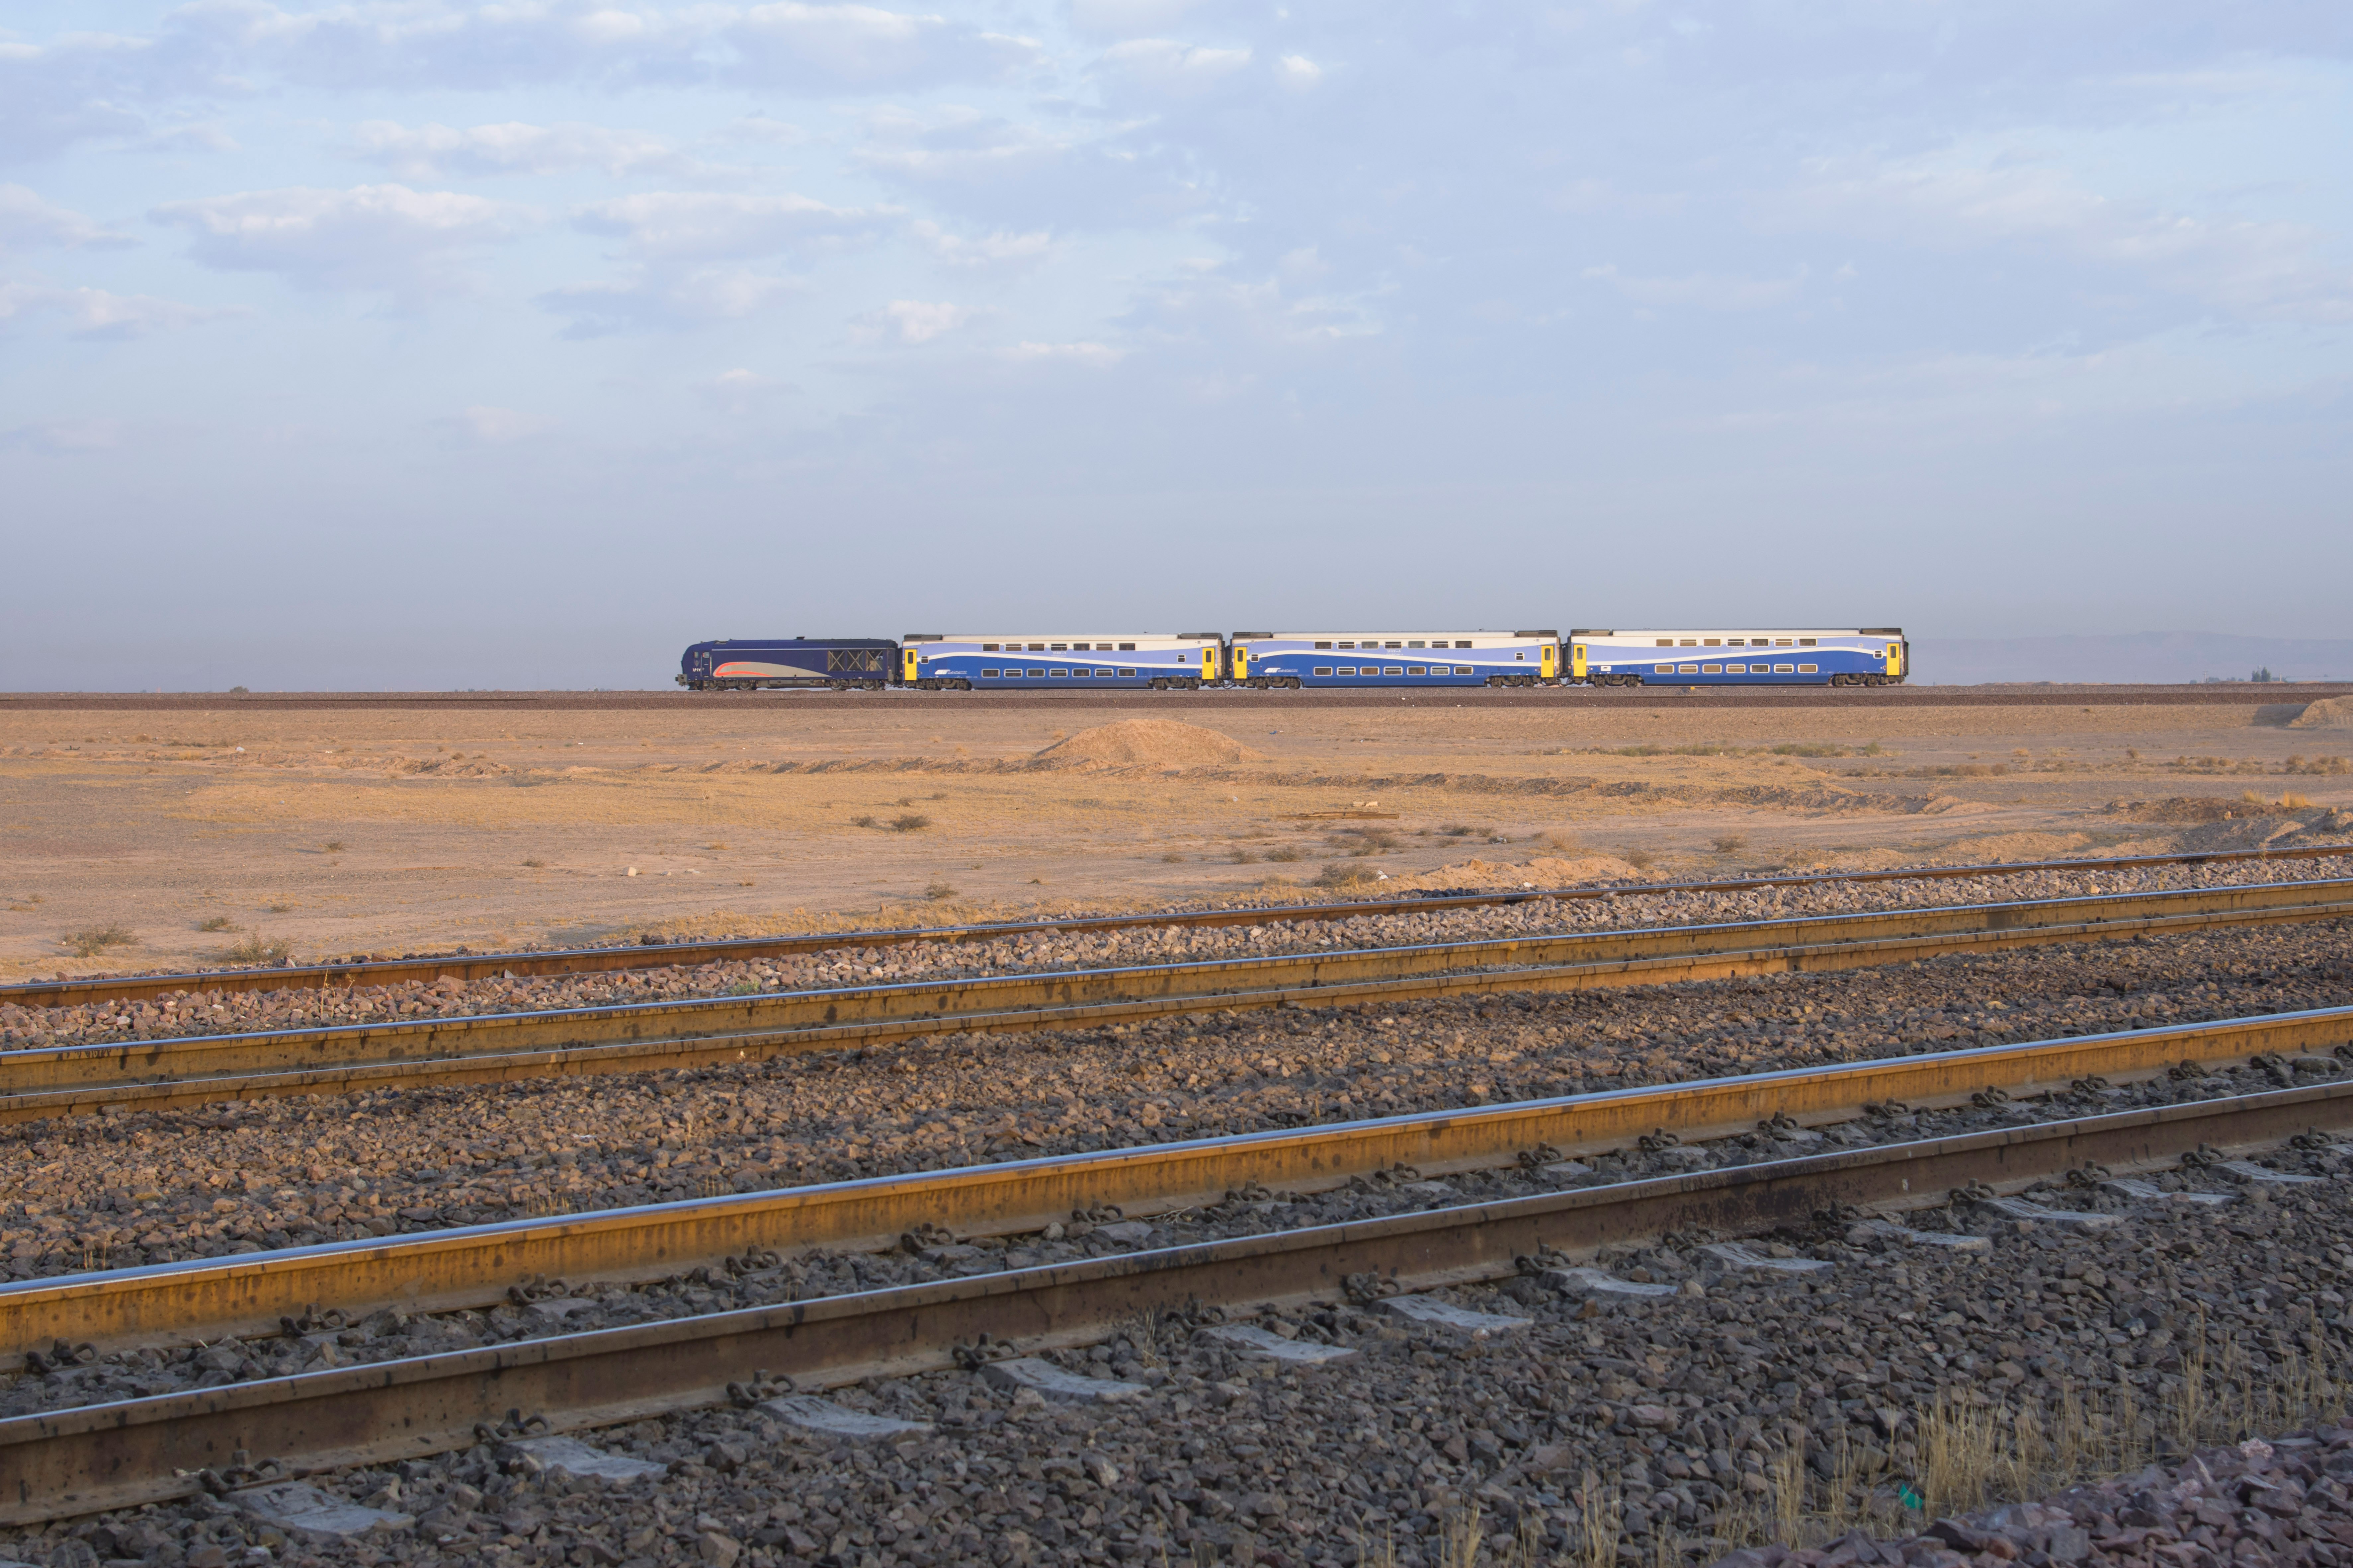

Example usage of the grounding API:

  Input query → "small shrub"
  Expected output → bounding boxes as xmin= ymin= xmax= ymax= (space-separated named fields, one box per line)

xmin=194 ymin=915 xmax=234 ymax=932
xmin=850 ymin=815 xmax=878 ymax=828
xmin=1264 ymin=846 xmax=1303 ymax=862
xmin=1440 ymin=824 xmax=1478 ymax=838
xmin=1314 ymin=861 xmax=1382 ymax=889
xmin=890 ymin=813 xmax=931 ymax=832
xmin=228 ymin=685 xmax=249 ymax=695
xmin=1161 ymin=852 xmax=1187 ymax=863
xmin=924 ymin=881 xmax=958 ymax=900
xmin=1713 ymin=834 xmax=1747 ymax=855
xmin=723 ymin=981 xmax=765 ymax=997
xmin=215 ymin=931 xmax=294 ymax=964
xmin=1225 ymin=849 xmax=1258 ymax=864
xmin=1622 ymin=848 xmax=1655 ymax=871
xmin=264 ymin=902 xmax=296 ymax=913
xmin=522 ymin=858 xmax=546 ymax=868
xmin=62 ymin=923 xmax=135 ymax=957
xmin=323 ymin=840 xmax=346 ymax=853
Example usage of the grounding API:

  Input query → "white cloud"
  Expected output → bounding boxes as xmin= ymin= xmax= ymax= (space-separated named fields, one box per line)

xmin=910 ymin=219 xmax=1053 ymax=268
xmin=1001 ymin=340 xmax=1123 ymax=366
xmin=447 ymin=406 xmax=555 ymax=444
xmin=1275 ymin=53 xmax=1323 ymax=89
xmin=1580 ymin=263 xmax=1809 ymax=311
xmin=724 ymin=3 xmax=1041 ymax=90
xmin=0 ymin=185 xmax=128 ymax=253
xmin=853 ymin=298 xmax=969 ymax=343
xmin=1068 ymin=0 xmax=1202 ymax=41
xmin=540 ymin=268 xmax=807 ymax=336
xmin=0 ymin=278 xmax=241 ymax=338
xmin=352 ymin=120 xmax=687 ymax=180
xmin=1098 ymin=38 xmax=1253 ymax=96
xmin=1786 ymin=155 xmax=2353 ymax=323
xmin=573 ymin=191 xmax=890 ymax=259
xmin=151 ymin=184 xmax=526 ymax=297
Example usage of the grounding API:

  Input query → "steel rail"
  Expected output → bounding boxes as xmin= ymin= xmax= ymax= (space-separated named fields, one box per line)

xmin=5 ymin=1079 xmax=2347 ymax=1525
xmin=10 ymin=841 xmax=2348 ymax=1012
xmin=2 ymin=1002 xmax=2345 ymax=1370
xmin=4 ymin=880 xmax=2349 ymax=1121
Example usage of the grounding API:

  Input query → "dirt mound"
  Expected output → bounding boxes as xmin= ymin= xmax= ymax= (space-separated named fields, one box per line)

xmin=1035 ymin=720 xmax=1266 ymax=767
xmin=2290 ymin=696 xmax=2353 ymax=729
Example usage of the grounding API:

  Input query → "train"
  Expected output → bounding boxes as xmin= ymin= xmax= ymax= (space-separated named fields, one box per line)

xmin=679 ymin=627 xmax=1907 ymax=691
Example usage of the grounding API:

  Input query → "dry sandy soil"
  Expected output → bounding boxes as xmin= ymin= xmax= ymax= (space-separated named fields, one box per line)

xmin=2 ymin=697 xmax=2349 ymax=981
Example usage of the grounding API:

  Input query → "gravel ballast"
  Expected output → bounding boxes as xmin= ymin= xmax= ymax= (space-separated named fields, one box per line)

xmin=6 ymin=1143 xmax=2352 ymax=1568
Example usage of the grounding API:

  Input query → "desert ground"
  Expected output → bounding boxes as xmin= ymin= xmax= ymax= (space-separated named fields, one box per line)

xmin=2 ymin=693 xmax=2349 ymax=981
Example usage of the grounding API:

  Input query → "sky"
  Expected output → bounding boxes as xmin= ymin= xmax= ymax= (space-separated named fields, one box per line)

xmin=3 ymin=1 xmax=2350 ymax=690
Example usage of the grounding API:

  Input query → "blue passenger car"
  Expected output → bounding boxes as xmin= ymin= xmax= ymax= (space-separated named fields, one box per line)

xmin=1229 ymin=631 xmax=1560 ymax=688
xmin=1570 ymin=629 xmax=1907 ymax=687
xmin=900 ymin=633 xmax=1226 ymax=689
xmin=676 ymin=638 xmax=898 ymax=691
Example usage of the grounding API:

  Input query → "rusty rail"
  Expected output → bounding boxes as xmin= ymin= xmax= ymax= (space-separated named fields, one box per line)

xmin=4 ymin=1079 xmax=2346 ymax=1524
xmin=9 ymin=841 xmax=2347 ymax=1011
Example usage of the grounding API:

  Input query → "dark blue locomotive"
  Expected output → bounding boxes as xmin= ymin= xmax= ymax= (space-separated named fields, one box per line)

xmin=676 ymin=638 xmax=897 ymax=691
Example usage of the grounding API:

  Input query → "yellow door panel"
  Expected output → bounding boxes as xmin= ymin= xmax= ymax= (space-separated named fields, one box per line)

xmin=1233 ymin=644 xmax=1250 ymax=680
xmin=902 ymin=649 xmax=919 ymax=682
xmin=1541 ymin=644 xmax=1557 ymax=678
xmin=1202 ymin=646 xmax=1217 ymax=681
xmin=1571 ymin=644 xmax=1587 ymax=679
xmin=1886 ymin=643 xmax=1902 ymax=676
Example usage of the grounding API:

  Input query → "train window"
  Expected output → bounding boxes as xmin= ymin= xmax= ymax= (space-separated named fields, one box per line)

xmin=1051 ymin=668 xmax=1069 ymax=677
xmin=1384 ymin=640 xmax=1403 ymax=649
xmin=1725 ymin=639 xmax=1743 ymax=647
xmin=1027 ymin=668 xmax=1044 ymax=676
xmin=1095 ymin=668 xmax=1113 ymax=677
xmin=1514 ymin=651 xmax=1525 ymax=660
xmin=1338 ymin=666 xmax=1356 ymax=675
xmin=1051 ymin=643 xmax=1069 ymax=651
xmin=1656 ymin=639 xmax=1674 ymax=647
xmin=1118 ymin=667 xmax=1136 ymax=677
xmin=1071 ymin=668 xmax=1091 ymax=677
xmin=1799 ymin=638 xmax=1817 ymax=646
xmin=1679 ymin=639 xmax=1698 ymax=647
xmin=981 ymin=643 xmax=1000 ymax=652
xmin=1313 ymin=667 xmax=1333 ymax=677
xmin=1313 ymin=641 xmax=1333 ymax=650
xmin=1678 ymin=664 xmax=1699 ymax=674
xmin=1382 ymin=665 xmax=1402 ymax=675
xmin=1329 ymin=641 xmax=1347 ymax=649
xmin=1654 ymin=664 xmax=1671 ymax=673
xmin=1072 ymin=643 xmax=1091 ymax=651
xmin=1703 ymin=639 xmax=1721 ymax=647
xmin=1727 ymin=664 xmax=1745 ymax=674
xmin=1774 ymin=638 xmax=1793 ymax=647
xmin=1028 ymin=642 xmax=1046 ymax=651
xmin=1119 ymin=642 xmax=1136 ymax=651
xmin=1407 ymin=640 xmax=1425 ymax=649
xmin=1798 ymin=663 xmax=1818 ymax=673
xmin=980 ymin=668 xmax=999 ymax=678
xmin=1453 ymin=665 xmax=1471 ymax=674
xmin=1702 ymin=665 xmax=1722 ymax=674
xmin=1455 ymin=640 xmax=1472 ymax=649
xmin=1408 ymin=666 xmax=1426 ymax=675
xmin=1773 ymin=663 xmax=1793 ymax=673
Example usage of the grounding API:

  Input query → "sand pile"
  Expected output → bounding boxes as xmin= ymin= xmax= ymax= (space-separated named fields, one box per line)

xmin=2290 ymin=696 xmax=2353 ymax=728
xmin=1035 ymin=719 xmax=1267 ymax=767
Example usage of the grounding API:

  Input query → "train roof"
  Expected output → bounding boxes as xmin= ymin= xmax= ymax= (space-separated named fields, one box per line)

xmin=685 ymin=636 xmax=898 ymax=647
xmin=1569 ymin=627 xmax=1903 ymax=638
xmin=906 ymin=632 xmax=1198 ymax=642
xmin=1244 ymin=629 xmax=1559 ymax=640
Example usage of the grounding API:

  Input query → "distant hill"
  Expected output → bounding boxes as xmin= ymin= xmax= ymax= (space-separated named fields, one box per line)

xmin=1912 ymin=632 xmax=2353 ymax=686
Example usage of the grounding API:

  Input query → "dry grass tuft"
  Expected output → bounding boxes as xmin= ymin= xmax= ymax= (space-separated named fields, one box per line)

xmin=62 ymin=923 xmax=135 ymax=957
xmin=213 ymin=930 xmax=294 ymax=964
xmin=889 ymin=813 xmax=932 ymax=832
xmin=194 ymin=915 xmax=234 ymax=932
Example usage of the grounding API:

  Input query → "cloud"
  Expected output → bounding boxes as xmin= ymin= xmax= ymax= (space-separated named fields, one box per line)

xmin=441 ymin=406 xmax=556 ymax=444
xmin=539 ymin=268 xmax=806 ymax=336
xmin=1786 ymin=155 xmax=2353 ymax=323
xmin=351 ymin=120 xmax=688 ymax=180
xmin=0 ymin=278 xmax=242 ymax=338
xmin=1097 ymin=38 xmax=1253 ymax=97
xmin=151 ymin=184 xmax=527 ymax=297
xmin=1580 ymin=263 xmax=1809 ymax=311
xmin=910 ymin=219 xmax=1053 ymax=268
xmin=1275 ymin=53 xmax=1324 ymax=90
xmin=1001 ymin=340 xmax=1123 ymax=366
xmin=0 ymin=185 xmax=129 ymax=253
xmin=852 ymin=298 xmax=970 ymax=343
xmin=162 ymin=1 xmax=1038 ymax=97
xmin=1067 ymin=0 xmax=1202 ymax=42
xmin=573 ymin=190 xmax=890 ymax=259
xmin=854 ymin=106 xmax=1207 ymax=230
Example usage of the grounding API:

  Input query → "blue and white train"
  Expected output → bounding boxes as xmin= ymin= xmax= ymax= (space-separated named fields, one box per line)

xmin=676 ymin=625 xmax=1907 ymax=690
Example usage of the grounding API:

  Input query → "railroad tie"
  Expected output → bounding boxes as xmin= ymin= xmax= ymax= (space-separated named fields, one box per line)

xmin=759 ymin=1394 xmax=934 ymax=1441
xmin=1969 ymin=1195 xmax=2125 ymax=1230
xmin=506 ymin=1436 xmax=667 ymax=1483
xmin=979 ymin=1357 xmax=1148 ymax=1403
xmin=1844 ymin=1218 xmax=1991 ymax=1253
xmin=1698 ymin=1241 xmax=1834 ymax=1274
xmin=1201 ymin=1325 xmax=1358 ymax=1365
xmin=1379 ymin=1295 xmax=1532 ymax=1334
xmin=1534 ymin=1266 xmax=1679 ymax=1299
xmin=2100 ymin=1176 xmax=2236 ymax=1207
xmin=228 ymin=1482 xmax=415 ymax=1542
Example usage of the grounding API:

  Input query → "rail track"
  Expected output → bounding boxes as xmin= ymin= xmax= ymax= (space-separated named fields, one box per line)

xmin=7 ymin=878 xmax=2352 ymax=1122
xmin=8 ymin=841 xmax=2349 ymax=1014
xmin=3 ymin=1010 xmax=2347 ymax=1524
xmin=5 ymin=1002 xmax=2346 ymax=1362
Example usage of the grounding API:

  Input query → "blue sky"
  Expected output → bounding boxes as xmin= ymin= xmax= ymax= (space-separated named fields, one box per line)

xmin=3 ymin=1 xmax=2349 ymax=689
